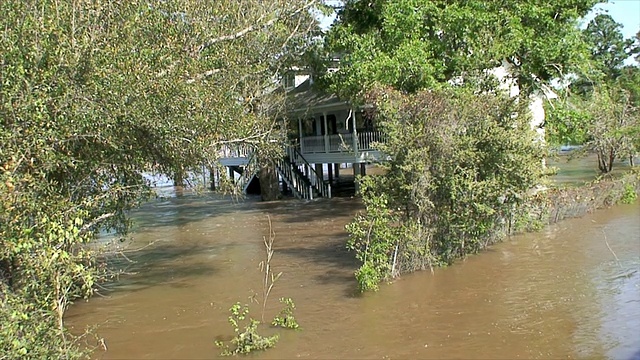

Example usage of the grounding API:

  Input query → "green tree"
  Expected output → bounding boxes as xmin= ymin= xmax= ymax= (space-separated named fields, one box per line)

xmin=616 ymin=66 xmax=640 ymax=105
xmin=547 ymin=15 xmax=639 ymax=170
xmin=544 ymin=89 xmax=591 ymax=146
xmin=346 ymin=88 xmax=545 ymax=291
xmin=1 ymin=0 xmax=322 ymax=357
xmin=323 ymin=0 xmax=597 ymax=99
xmin=546 ymin=83 xmax=639 ymax=172
xmin=322 ymin=0 xmax=595 ymax=291
xmin=582 ymin=84 xmax=640 ymax=172
xmin=582 ymin=14 xmax=635 ymax=80
xmin=630 ymin=30 xmax=640 ymax=63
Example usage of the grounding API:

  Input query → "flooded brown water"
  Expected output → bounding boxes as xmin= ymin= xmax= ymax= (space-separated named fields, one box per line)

xmin=68 ymin=152 xmax=640 ymax=359
xmin=65 ymin=191 xmax=640 ymax=360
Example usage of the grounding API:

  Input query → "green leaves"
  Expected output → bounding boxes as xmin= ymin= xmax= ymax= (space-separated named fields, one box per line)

xmin=272 ymin=297 xmax=300 ymax=329
xmin=583 ymin=14 xmax=636 ymax=81
xmin=548 ymin=79 xmax=639 ymax=173
xmin=215 ymin=302 xmax=279 ymax=356
xmin=346 ymin=88 xmax=545 ymax=290
xmin=323 ymin=0 xmax=598 ymax=100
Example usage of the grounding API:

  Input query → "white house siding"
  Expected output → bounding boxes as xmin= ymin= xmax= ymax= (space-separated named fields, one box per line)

xmin=491 ymin=61 xmax=557 ymax=144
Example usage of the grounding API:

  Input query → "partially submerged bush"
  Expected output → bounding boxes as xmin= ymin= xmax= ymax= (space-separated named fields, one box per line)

xmin=347 ymin=88 xmax=546 ymax=291
xmin=0 ymin=283 xmax=89 ymax=359
xmin=215 ymin=303 xmax=279 ymax=356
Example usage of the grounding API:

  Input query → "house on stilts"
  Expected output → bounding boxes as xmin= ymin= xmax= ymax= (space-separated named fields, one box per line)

xmin=219 ymin=73 xmax=386 ymax=200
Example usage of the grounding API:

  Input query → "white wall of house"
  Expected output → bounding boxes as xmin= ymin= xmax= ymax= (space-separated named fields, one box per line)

xmin=490 ymin=61 xmax=557 ymax=144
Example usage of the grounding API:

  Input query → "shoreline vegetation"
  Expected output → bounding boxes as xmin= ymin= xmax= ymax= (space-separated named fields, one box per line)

xmin=348 ymin=164 xmax=639 ymax=291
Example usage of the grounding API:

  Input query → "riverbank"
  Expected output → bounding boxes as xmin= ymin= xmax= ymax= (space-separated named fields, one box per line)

xmin=533 ymin=168 xmax=639 ymax=227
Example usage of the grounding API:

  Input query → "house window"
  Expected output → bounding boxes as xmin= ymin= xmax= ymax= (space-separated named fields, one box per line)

xmin=282 ymin=73 xmax=295 ymax=89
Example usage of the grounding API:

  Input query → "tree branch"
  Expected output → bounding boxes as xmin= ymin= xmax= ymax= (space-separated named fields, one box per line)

xmin=197 ymin=0 xmax=318 ymax=53
xmin=79 ymin=212 xmax=115 ymax=234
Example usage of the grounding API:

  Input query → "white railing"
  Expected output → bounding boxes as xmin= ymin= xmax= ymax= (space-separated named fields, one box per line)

xmin=358 ymin=131 xmax=385 ymax=151
xmin=219 ymin=144 xmax=252 ymax=159
xmin=329 ymin=133 xmax=354 ymax=152
xmin=299 ymin=131 xmax=385 ymax=155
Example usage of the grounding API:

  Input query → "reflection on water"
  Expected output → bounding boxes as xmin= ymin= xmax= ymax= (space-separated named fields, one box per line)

xmin=65 ymin=190 xmax=640 ymax=359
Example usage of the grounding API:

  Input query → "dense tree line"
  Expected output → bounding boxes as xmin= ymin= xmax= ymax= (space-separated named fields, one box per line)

xmin=546 ymin=14 xmax=639 ymax=172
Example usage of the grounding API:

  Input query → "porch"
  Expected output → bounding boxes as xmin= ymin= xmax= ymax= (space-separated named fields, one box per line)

xmin=296 ymin=130 xmax=386 ymax=164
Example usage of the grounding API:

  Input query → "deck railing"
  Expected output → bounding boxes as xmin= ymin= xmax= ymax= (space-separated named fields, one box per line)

xmin=219 ymin=144 xmax=252 ymax=159
xmin=299 ymin=131 xmax=385 ymax=154
xmin=300 ymin=135 xmax=326 ymax=154
xmin=357 ymin=131 xmax=385 ymax=152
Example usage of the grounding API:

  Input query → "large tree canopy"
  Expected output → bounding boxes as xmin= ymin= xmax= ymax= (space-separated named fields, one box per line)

xmin=323 ymin=0 xmax=598 ymax=98
xmin=581 ymin=13 xmax=636 ymax=81
xmin=1 ymin=0 xmax=323 ymax=357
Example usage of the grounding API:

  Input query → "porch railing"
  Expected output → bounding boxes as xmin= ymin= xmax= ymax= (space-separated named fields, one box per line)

xmin=300 ymin=131 xmax=385 ymax=154
xmin=219 ymin=143 xmax=252 ymax=159
xmin=357 ymin=131 xmax=385 ymax=152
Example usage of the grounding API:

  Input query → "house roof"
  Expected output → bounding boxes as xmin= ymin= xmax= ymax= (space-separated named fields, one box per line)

xmin=286 ymin=78 xmax=350 ymax=115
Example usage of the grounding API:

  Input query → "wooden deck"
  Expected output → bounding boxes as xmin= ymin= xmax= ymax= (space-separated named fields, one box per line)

xmin=219 ymin=131 xmax=387 ymax=166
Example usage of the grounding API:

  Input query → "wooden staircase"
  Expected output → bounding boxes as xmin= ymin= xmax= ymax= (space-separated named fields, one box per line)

xmin=276 ymin=146 xmax=331 ymax=200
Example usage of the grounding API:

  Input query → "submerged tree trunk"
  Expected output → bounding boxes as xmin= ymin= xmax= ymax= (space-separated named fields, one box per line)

xmin=173 ymin=169 xmax=185 ymax=187
xmin=259 ymin=163 xmax=280 ymax=201
xmin=597 ymin=150 xmax=615 ymax=173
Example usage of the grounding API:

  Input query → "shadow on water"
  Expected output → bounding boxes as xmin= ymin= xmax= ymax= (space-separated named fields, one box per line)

xmin=290 ymin=243 xmax=360 ymax=296
xmin=277 ymin=239 xmax=359 ymax=278
xmin=127 ymin=192 xmax=261 ymax=234
xmin=100 ymin=241 xmax=229 ymax=295
xmin=255 ymin=197 xmax=361 ymax=224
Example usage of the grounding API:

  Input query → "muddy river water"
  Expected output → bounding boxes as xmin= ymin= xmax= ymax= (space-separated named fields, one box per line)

xmin=66 ymin=192 xmax=640 ymax=359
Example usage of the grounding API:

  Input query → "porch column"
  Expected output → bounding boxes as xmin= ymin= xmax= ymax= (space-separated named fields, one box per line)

xmin=315 ymin=163 xmax=323 ymax=184
xmin=298 ymin=118 xmax=303 ymax=153
xmin=352 ymin=163 xmax=359 ymax=193
xmin=351 ymin=108 xmax=358 ymax=155
xmin=323 ymin=112 xmax=329 ymax=153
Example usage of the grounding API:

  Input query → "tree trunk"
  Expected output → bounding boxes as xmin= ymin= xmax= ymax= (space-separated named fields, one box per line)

xmin=173 ymin=170 xmax=185 ymax=187
xmin=209 ymin=167 xmax=216 ymax=191
xmin=259 ymin=163 xmax=280 ymax=201
xmin=597 ymin=152 xmax=609 ymax=173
